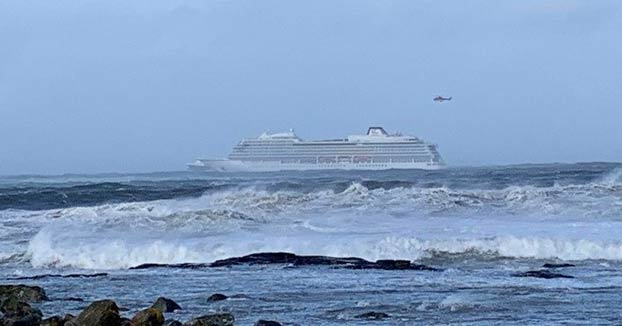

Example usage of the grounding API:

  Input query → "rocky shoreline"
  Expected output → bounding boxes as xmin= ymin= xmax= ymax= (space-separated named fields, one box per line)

xmin=0 ymin=252 xmax=579 ymax=325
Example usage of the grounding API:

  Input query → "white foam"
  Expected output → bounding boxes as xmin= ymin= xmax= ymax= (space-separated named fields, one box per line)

xmin=9 ymin=178 xmax=622 ymax=269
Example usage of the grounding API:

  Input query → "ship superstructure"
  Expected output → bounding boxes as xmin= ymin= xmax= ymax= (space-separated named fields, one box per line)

xmin=189 ymin=127 xmax=445 ymax=172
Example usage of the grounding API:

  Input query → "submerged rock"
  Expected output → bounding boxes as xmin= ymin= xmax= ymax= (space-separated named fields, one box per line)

xmin=255 ymin=320 xmax=282 ymax=326
xmin=210 ymin=252 xmax=440 ymax=271
xmin=0 ymin=284 xmax=48 ymax=302
xmin=151 ymin=297 xmax=182 ymax=312
xmin=0 ymin=295 xmax=43 ymax=326
xmin=66 ymin=299 xmax=121 ymax=326
xmin=514 ymin=270 xmax=574 ymax=279
xmin=206 ymin=294 xmax=228 ymax=302
xmin=355 ymin=312 xmax=390 ymax=320
xmin=542 ymin=263 xmax=576 ymax=269
xmin=183 ymin=313 xmax=234 ymax=326
xmin=132 ymin=307 xmax=164 ymax=326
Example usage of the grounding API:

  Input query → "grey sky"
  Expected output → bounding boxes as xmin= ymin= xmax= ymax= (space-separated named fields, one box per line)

xmin=1 ymin=0 xmax=621 ymax=174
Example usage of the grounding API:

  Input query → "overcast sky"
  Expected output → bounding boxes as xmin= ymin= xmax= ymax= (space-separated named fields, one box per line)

xmin=1 ymin=0 xmax=621 ymax=175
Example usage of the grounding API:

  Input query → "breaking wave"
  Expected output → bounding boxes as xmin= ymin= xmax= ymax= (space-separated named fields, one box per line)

xmin=2 ymin=163 xmax=622 ymax=269
xmin=26 ymin=232 xmax=622 ymax=269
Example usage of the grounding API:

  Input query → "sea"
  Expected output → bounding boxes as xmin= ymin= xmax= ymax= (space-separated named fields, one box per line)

xmin=1 ymin=162 xmax=622 ymax=325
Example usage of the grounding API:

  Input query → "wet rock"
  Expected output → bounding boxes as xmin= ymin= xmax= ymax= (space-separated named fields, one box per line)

xmin=183 ymin=313 xmax=234 ymax=326
xmin=67 ymin=299 xmax=121 ymax=326
xmin=60 ymin=297 xmax=84 ymax=302
xmin=120 ymin=317 xmax=134 ymax=326
xmin=130 ymin=263 xmax=209 ymax=270
xmin=42 ymin=316 xmax=65 ymax=326
xmin=42 ymin=315 xmax=73 ymax=326
xmin=132 ymin=307 xmax=164 ymax=326
xmin=355 ymin=312 xmax=390 ymax=320
xmin=349 ymin=259 xmax=441 ymax=271
xmin=542 ymin=263 xmax=576 ymax=269
xmin=0 ymin=295 xmax=43 ymax=326
xmin=255 ymin=320 xmax=282 ymax=326
xmin=210 ymin=252 xmax=440 ymax=271
xmin=151 ymin=297 xmax=182 ymax=313
xmin=164 ymin=320 xmax=183 ymax=326
xmin=0 ymin=284 xmax=48 ymax=302
xmin=210 ymin=252 xmax=366 ymax=267
xmin=206 ymin=294 xmax=228 ymax=302
xmin=514 ymin=270 xmax=574 ymax=279
xmin=9 ymin=273 xmax=108 ymax=280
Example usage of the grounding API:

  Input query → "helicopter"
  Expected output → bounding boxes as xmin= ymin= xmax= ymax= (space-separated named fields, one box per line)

xmin=433 ymin=96 xmax=452 ymax=102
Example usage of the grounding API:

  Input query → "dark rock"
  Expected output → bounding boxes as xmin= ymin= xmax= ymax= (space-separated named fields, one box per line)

xmin=68 ymin=299 xmax=121 ymax=326
xmin=9 ymin=273 xmax=108 ymax=280
xmin=42 ymin=316 xmax=65 ymax=326
xmin=542 ymin=263 xmax=576 ymax=269
xmin=120 ymin=317 xmax=134 ymax=326
xmin=130 ymin=263 xmax=209 ymax=270
xmin=514 ymin=270 xmax=574 ymax=279
xmin=206 ymin=294 xmax=228 ymax=302
xmin=210 ymin=252 xmax=366 ymax=267
xmin=183 ymin=313 xmax=234 ymax=326
xmin=164 ymin=321 xmax=183 ymax=326
xmin=60 ymin=297 xmax=84 ymax=302
xmin=210 ymin=252 xmax=441 ymax=271
xmin=0 ymin=284 xmax=48 ymax=302
xmin=0 ymin=295 xmax=43 ymax=326
xmin=151 ymin=297 xmax=182 ymax=312
xmin=355 ymin=312 xmax=390 ymax=320
xmin=41 ymin=315 xmax=74 ymax=326
xmin=255 ymin=320 xmax=282 ymax=326
xmin=375 ymin=259 xmax=411 ymax=269
xmin=132 ymin=307 xmax=164 ymax=326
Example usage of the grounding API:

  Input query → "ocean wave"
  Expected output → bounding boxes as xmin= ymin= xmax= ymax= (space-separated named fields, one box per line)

xmin=25 ymin=225 xmax=622 ymax=269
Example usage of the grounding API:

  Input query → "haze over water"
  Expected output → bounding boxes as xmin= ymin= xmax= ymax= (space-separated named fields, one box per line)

xmin=2 ymin=0 xmax=622 ymax=175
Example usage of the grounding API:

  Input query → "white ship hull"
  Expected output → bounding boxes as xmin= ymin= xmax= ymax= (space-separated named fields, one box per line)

xmin=189 ymin=127 xmax=446 ymax=172
xmin=189 ymin=159 xmax=445 ymax=172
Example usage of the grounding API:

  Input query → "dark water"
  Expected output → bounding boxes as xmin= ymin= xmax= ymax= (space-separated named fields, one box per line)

xmin=1 ymin=163 xmax=622 ymax=325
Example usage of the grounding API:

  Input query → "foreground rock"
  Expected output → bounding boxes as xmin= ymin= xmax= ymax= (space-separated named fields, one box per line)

xmin=184 ymin=313 xmax=234 ymax=326
xmin=151 ymin=297 xmax=182 ymax=312
xmin=42 ymin=315 xmax=74 ymax=326
xmin=255 ymin=320 xmax=282 ymax=326
xmin=206 ymin=294 xmax=228 ymax=302
xmin=66 ymin=299 xmax=121 ymax=326
xmin=210 ymin=252 xmax=440 ymax=271
xmin=513 ymin=270 xmax=574 ymax=279
xmin=0 ymin=295 xmax=43 ymax=326
xmin=0 ymin=284 xmax=48 ymax=302
xmin=355 ymin=312 xmax=390 ymax=320
xmin=132 ymin=307 xmax=164 ymax=326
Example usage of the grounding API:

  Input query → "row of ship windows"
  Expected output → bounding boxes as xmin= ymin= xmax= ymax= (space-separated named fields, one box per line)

xmin=232 ymin=149 xmax=432 ymax=154
xmin=238 ymin=157 xmax=434 ymax=163
xmin=238 ymin=144 xmax=428 ymax=148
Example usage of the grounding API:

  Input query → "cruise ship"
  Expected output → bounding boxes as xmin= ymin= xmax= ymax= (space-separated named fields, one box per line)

xmin=189 ymin=127 xmax=445 ymax=172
